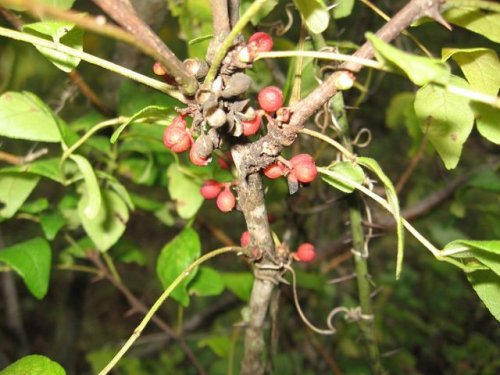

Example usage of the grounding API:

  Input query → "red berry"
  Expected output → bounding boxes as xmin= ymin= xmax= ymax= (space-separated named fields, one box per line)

xmin=263 ymin=162 xmax=287 ymax=179
xmin=258 ymin=86 xmax=284 ymax=113
xmin=240 ymin=231 xmax=251 ymax=247
xmin=293 ymin=243 xmax=316 ymax=262
xmin=189 ymin=144 xmax=210 ymax=166
xmin=290 ymin=153 xmax=317 ymax=183
xmin=200 ymin=180 xmax=223 ymax=199
xmin=153 ymin=62 xmax=167 ymax=76
xmin=216 ymin=185 xmax=236 ymax=213
xmin=163 ymin=117 xmax=191 ymax=153
xmin=242 ymin=113 xmax=262 ymax=136
xmin=248 ymin=32 xmax=273 ymax=53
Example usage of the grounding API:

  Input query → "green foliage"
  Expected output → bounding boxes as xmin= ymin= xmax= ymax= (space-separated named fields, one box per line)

xmin=0 ymin=354 xmax=65 ymax=375
xmin=293 ymin=0 xmax=330 ymax=33
xmin=22 ymin=21 xmax=83 ymax=72
xmin=367 ymin=33 xmax=450 ymax=86
xmin=320 ymin=161 xmax=365 ymax=193
xmin=78 ymin=189 xmax=129 ymax=252
xmin=156 ymin=227 xmax=201 ymax=306
xmin=167 ymin=164 xmax=204 ymax=219
xmin=0 ymin=172 xmax=39 ymax=220
xmin=414 ymin=75 xmax=475 ymax=169
xmin=444 ymin=7 xmax=500 ymax=43
xmin=0 ymin=91 xmax=61 ymax=142
xmin=0 ymin=237 xmax=51 ymax=299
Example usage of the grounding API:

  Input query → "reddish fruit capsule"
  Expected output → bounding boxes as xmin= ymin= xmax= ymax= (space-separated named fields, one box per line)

xmin=263 ymin=162 xmax=287 ymax=179
xmin=293 ymin=243 xmax=316 ymax=262
xmin=242 ymin=113 xmax=262 ymax=136
xmin=240 ymin=231 xmax=251 ymax=247
xmin=163 ymin=117 xmax=191 ymax=153
xmin=216 ymin=185 xmax=236 ymax=213
xmin=290 ymin=153 xmax=317 ymax=184
xmin=258 ymin=86 xmax=284 ymax=113
xmin=200 ymin=180 xmax=223 ymax=199
xmin=248 ymin=32 xmax=273 ymax=53
xmin=189 ymin=144 xmax=210 ymax=166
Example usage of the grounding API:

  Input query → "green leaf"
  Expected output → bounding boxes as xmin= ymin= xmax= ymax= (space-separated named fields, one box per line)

xmin=189 ymin=266 xmax=224 ymax=297
xmin=0 ymin=354 xmax=66 ymax=375
xmin=78 ymin=189 xmax=129 ymax=252
xmin=40 ymin=211 xmax=66 ymax=240
xmin=0 ymin=237 xmax=51 ymax=299
xmin=70 ymin=155 xmax=101 ymax=219
xmin=96 ymin=171 xmax=134 ymax=210
xmin=386 ymin=92 xmax=423 ymax=154
xmin=293 ymin=0 xmax=330 ymax=33
xmin=23 ymin=21 xmax=83 ymax=72
xmin=467 ymin=270 xmax=500 ymax=321
xmin=444 ymin=240 xmax=500 ymax=277
xmin=444 ymin=8 xmax=500 ymax=43
xmin=0 ymin=91 xmax=61 ymax=142
xmin=320 ymin=161 xmax=365 ymax=193
xmin=471 ymin=102 xmax=500 ymax=145
xmin=110 ymin=105 xmax=173 ymax=144
xmin=20 ymin=198 xmax=48 ymax=214
xmin=468 ymin=170 xmax=500 ymax=192
xmin=0 ymin=173 xmax=40 ymax=220
xmin=156 ymin=227 xmax=201 ymax=307
xmin=197 ymin=335 xmax=231 ymax=357
xmin=333 ymin=0 xmax=354 ymax=19
xmin=357 ymin=157 xmax=404 ymax=279
xmin=366 ymin=33 xmax=450 ymax=86
xmin=221 ymin=272 xmax=254 ymax=301
xmin=442 ymin=48 xmax=500 ymax=96
xmin=1 ymin=158 xmax=65 ymax=183
xmin=167 ymin=164 xmax=204 ymax=219
xmin=118 ymin=81 xmax=181 ymax=117
xmin=240 ymin=0 xmax=279 ymax=25
xmin=414 ymin=76 xmax=475 ymax=169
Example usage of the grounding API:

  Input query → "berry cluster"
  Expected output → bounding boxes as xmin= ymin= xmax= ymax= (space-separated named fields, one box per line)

xmin=263 ymin=153 xmax=318 ymax=185
xmin=200 ymin=180 xmax=236 ymax=213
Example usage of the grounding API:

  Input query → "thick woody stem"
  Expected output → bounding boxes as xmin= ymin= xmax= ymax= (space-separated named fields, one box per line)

xmin=231 ymin=144 xmax=279 ymax=375
xmin=210 ymin=0 xmax=231 ymax=36
xmin=92 ymin=0 xmax=198 ymax=95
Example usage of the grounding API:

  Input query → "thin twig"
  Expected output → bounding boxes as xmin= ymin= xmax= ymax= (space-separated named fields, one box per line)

xmin=0 ymin=26 xmax=187 ymax=102
xmin=98 ymin=247 xmax=238 ymax=375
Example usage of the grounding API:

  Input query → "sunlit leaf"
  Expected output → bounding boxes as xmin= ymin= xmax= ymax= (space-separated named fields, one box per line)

xmin=367 ymin=33 xmax=450 ymax=86
xmin=0 ymin=91 xmax=61 ymax=142
xmin=442 ymin=48 xmax=500 ymax=96
xmin=23 ymin=21 xmax=83 ymax=72
xmin=293 ymin=0 xmax=330 ymax=33
xmin=444 ymin=8 xmax=500 ymax=43
xmin=0 ymin=354 xmax=66 ymax=375
xmin=320 ymin=161 xmax=365 ymax=193
xmin=78 ymin=189 xmax=129 ymax=252
xmin=414 ymin=76 xmax=475 ymax=169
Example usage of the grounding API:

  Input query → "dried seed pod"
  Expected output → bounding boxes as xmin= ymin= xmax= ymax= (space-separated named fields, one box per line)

xmin=183 ymin=58 xmax=209 ymax=79
xmin=220 ymin=73 xmax=253 ymax=98
xmin=207 ymin=108 xmax=227 ymax=128
xmin=194 ymin=134 xmax=214 ymax=158
xmin=202 ymin=93 xmax=219 ymax=115
xmin=208 ymin=128 xmax=222 ymax=148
